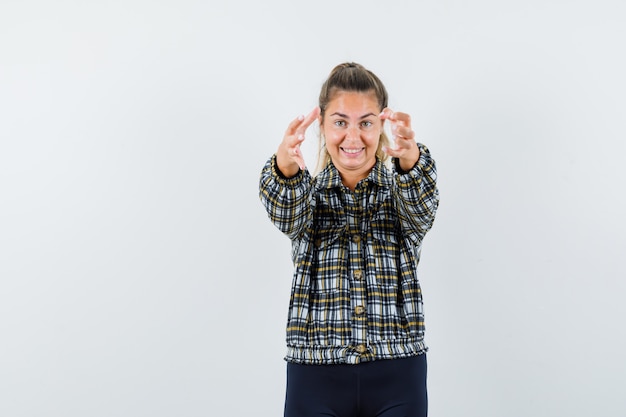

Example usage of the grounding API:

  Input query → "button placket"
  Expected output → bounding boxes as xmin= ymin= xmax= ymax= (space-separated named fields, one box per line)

xmin=344 ymin=189 xmax=369 ymax=359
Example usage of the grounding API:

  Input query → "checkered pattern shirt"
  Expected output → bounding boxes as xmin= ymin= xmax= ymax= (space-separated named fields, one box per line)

xmin=259 ymin=143 xmax=439 ymax=365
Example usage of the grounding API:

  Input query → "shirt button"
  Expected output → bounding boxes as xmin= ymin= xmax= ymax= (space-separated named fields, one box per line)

xmin=356 ymin=344 xmax=367 ymax=354
xmin=352 ymin=234 xmax=361 ymax=243
xmin=354 ymin=305 xmax=366 ymax=316
xmin=353 ymin=270 xmax=363 ymax=280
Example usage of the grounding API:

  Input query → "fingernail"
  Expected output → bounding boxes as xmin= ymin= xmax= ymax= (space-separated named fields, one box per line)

xmin=298 ymin=115 xmax=304 ymax=121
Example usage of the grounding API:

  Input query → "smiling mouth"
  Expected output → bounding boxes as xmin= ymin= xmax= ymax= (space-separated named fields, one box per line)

xmin=341 ymin=147 xmax=364 ymax=154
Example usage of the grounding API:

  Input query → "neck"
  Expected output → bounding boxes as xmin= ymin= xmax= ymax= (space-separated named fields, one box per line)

xmin=338 ymin=164 xmax=374 ymax=191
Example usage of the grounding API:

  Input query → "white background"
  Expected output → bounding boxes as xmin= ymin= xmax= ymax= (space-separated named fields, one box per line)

xmin=1 ymin=1 xmax=625 ymax=416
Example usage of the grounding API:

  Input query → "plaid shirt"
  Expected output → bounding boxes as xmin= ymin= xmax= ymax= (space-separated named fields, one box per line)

xmin=259 ymin=143 xmax=439 ymax=365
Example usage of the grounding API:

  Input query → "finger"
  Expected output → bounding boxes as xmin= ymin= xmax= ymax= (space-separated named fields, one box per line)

xmin=382 ymin=145 xmax=400 ymax=158
xmin=395 ymin=126 xmax=415 ymax=140
xmin=296 ymin=106 xmax=320 ymax=142
xmin=287 ymin=106 xmax=320 ymax=136
xmin=395 ymin=136 xmax=416 ymax=151
xmin=379 ymin=107 xmax=393 ymax=120
xmin=282 ymin=131 xmax=304 ymax=151
xmin=293 ymin=107 xmax=320 ymax=142
xmin=300 ymin=106 xmax=320 ymax=130
xmin=390 ymin=111 xmax=412 ymax=127
xmin=383 ymin=139 xmax=413 ymax=157
xmin=286 ymin=114 xmax=307 ymax=135
xmin=292 ymin=146 xmax=306 ymax=170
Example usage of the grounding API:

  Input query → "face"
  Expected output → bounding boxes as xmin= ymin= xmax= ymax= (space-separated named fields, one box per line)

xmin=320 ymin=90 xmax=383 ymax=181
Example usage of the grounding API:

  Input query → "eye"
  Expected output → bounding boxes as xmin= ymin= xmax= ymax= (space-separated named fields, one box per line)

xmin=334 ymin=120 xmax=346 ymax=127
xmin=361 ymin=120 xmax=373 ymax=128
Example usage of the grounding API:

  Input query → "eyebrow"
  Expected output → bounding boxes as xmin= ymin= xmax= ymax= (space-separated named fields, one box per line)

xmin=330 ymin=112 xmax=377 ymax=119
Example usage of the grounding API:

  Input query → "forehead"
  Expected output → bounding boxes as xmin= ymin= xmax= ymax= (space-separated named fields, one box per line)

xmin=325 ymin=90 xmax=380 ymax=116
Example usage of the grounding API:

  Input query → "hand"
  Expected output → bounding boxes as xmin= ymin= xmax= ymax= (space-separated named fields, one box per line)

xmin=276 ymin=106 xmax=320 ymax=177
xmin=380 ymin=109 xmax=420 ymax=171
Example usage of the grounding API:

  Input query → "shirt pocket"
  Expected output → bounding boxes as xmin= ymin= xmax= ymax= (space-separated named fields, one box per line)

xmin=372 ymin=229 xmax=400 ymax=287
xmin=311 ymin=224 xmax=347 ymax=293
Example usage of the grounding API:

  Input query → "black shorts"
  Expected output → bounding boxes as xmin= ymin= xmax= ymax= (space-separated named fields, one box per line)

xmin=284 ymin=354 xmax=427 ymax=417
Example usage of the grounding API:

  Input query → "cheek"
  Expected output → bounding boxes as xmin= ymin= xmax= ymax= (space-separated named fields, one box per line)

xmin=365 ymin=130 xmax=382 ymax=145
xmin=322 ymin=128 xmax=341 ymax=144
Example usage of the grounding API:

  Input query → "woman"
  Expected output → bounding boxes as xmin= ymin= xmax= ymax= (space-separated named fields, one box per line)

xmin=259 ymin=62 xmax=439 ymax=417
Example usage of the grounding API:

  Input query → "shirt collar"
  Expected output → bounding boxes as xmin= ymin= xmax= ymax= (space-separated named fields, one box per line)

xmin=315 ymin=158 xmax=392 ymax=190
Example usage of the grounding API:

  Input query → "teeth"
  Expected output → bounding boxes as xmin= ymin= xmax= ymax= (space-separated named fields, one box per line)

xmin=343 ymin=148 xmax=362 ymax=154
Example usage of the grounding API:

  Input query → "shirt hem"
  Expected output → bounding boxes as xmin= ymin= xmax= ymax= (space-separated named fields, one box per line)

xmin=284 ymin=339 xmax=428 ymax=365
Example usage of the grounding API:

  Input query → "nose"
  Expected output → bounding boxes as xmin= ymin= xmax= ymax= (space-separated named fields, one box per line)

xmin=346 ymin=124 xmax=360 ymax=140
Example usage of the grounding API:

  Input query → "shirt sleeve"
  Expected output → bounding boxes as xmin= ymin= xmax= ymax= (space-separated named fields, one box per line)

xmin=392 ymin=143 xmax=440 ymax=245
xmin=258 ymin=154 xmax=314 ymax=240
